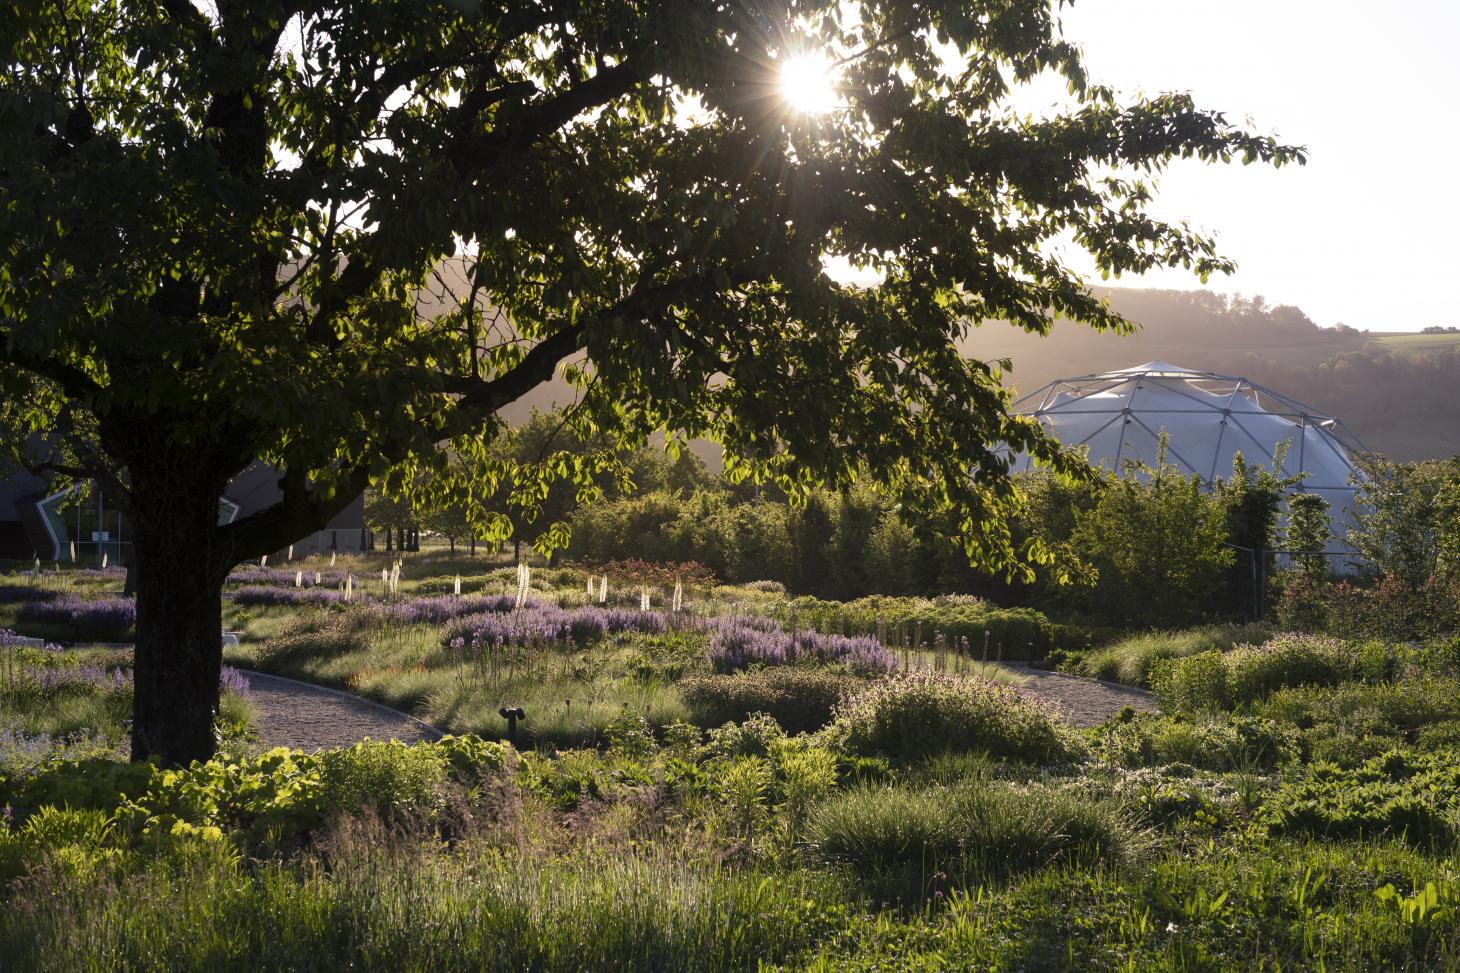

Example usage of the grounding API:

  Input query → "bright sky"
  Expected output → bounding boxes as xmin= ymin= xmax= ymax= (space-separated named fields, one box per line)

xmin=1038 ymin=0 xmax=1460 ymax=332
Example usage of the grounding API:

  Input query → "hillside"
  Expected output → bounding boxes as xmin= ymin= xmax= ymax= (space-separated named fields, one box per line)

xmin=965 ymin=288 xmax=1460 ymax=460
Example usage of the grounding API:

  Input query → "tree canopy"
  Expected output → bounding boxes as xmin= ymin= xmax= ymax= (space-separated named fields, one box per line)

xmin=0 ymin=0 xmax=1301 ymax=761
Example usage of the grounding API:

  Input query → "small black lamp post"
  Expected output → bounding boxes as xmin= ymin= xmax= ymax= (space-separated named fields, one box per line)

xmin=498 ymin=705 xmax=526 ymax=746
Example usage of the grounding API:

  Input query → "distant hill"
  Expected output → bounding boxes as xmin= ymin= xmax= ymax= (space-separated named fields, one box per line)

xmin=425 ymin=266 xmax=1457 ymax=462
xmin=964 ymin=288 xmax=1460 ymax=461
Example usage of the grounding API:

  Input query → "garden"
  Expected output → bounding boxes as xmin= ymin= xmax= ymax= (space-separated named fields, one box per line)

xmin=4 ymin=450 xmax=1460 ymax=971
xmin=3 ymin=1 xmax=1458 ymax=968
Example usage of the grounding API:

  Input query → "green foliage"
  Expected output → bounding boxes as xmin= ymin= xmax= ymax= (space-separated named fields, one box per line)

xmin=7 ymin=738 xmax=508 ymax=852
xmin=1284 ymin=492 xmax=1334 ymax=582
xmin=1264 ymin=750 xmax=1460 ymax=847
xmin=0 ymin=838 xmax=849 ymax=973
xmin=777 ymin=594 xmax=1058 ymax=660
xmin=680 ymin=668 xmax=865 ymax=734
xmin=1213 ymin=452 xmax=1301 ymax=617
xmin=253 ymin=618 xmax=361 ymax=670
xmin=1077 ymin=623 xmax=1274 ymax=686
xmin=806 ymin=778 xmax=1144 ymax=901
xmin=1151 ymin=634 xmax=1378 ymax=711
xmin=1093 ymin=712 xmax=1299 ymax=771
xmin=1348 ymin=458 xmax=1460 ymax=587
xmin=1063 ymin=450 xmax=1236 ymax=627
xmin=1252 ymin=676 xmax=1460 ymax=765
xmin=624 ymin=630 xmax=709 ymax=683
xmin=824 ymin=670 xmax=1086 ymax=765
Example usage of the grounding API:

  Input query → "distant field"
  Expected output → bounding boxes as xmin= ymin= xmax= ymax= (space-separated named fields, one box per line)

xmin=1367 ymin=332 xmax=1460 ymax=355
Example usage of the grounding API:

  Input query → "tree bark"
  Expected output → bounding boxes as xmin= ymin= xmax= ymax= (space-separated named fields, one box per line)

xmin=128 ymin=466 xmax=232 ymax=765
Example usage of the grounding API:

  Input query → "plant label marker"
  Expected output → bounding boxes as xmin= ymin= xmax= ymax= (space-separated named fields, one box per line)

xmin=454 ymin=575 xmax=462 ymax=597
xmin=294 ymin=570 xmax=302 ymax=588
xmin=260 ymin=555 xmax=267 ymax=567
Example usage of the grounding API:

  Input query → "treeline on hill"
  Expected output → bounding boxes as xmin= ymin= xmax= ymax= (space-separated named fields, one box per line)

xmin=967 ymin=287 xmax=1460 ymax=459
xmin=385 ymin=412 xmax=1460 ymax=633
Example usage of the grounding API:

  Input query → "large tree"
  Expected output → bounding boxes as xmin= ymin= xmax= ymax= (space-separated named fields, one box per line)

xmin=0 ymin=0 xmax=1301 ymax=763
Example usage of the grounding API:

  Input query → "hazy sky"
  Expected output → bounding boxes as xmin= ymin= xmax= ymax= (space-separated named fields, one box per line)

xmin=1036 ymin=0 xmax=1459 ymax=332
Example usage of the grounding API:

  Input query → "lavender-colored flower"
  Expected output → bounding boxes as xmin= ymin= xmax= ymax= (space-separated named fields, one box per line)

xmin=23 ymin=662 xmax=131 ymax=694
xmin=441 ymin=604 xmax=670 ymax=653
xmin=16 ymin=595 xmax=136 ymax=635
xmin=230 ymin=586 xmax=354 ymax=607
xmin=368 ymin=593 xmax=526 ymax=626
xmin=706 ymin=619 xmax=897 ymax=675
xmin=220 ymin=665 xmax=251 ymax=695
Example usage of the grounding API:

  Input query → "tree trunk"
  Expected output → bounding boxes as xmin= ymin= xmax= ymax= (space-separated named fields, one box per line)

xmin=385 ymin=528 xmax=393 ymax=552
xmin=469 ymin=536 xmax=476 ymax=557
xmin=129 ymin=469 xmax=231 ymax=765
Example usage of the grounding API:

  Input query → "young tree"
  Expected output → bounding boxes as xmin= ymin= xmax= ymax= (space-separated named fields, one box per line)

xmin=1066 ymin=449 xmax=1235 ymax=627
xmin=1348 ymin=458 xmax=1458 ymax=586
xmin=1284 ymin=492 xmax=1333 ymax=583
xmin=0 ymin=0 xmax=1301 ymax=762
xmin=1213 ymin=451 xmax=1300 ymax=618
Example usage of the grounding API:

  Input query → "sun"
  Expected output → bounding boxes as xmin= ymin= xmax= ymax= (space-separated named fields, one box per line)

xmin=778 ymin=53 xmax=839 ymax=114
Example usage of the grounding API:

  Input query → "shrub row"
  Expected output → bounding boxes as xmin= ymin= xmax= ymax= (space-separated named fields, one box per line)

xmin=1150 ymin=633 xmax=1391 ymax=711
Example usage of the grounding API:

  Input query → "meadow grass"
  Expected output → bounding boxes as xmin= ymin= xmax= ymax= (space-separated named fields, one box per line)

xmin=1077 ymin=622 xmax=1275 ymax=687
xmin=0 ymin=832 xmax=851 ymax=973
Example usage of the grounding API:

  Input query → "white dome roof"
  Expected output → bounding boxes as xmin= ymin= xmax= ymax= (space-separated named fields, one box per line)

xmin=1011 ymin=362 xmax=1366 ymax=548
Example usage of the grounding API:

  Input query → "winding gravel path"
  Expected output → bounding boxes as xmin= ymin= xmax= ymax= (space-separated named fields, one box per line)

xmin=999 ymin=664 xmax=1158 ymax=727
xmin=239 ymin=670 xmax=442 ymax=752
xmin=231 ymin=663 xmax=1148 ymax=752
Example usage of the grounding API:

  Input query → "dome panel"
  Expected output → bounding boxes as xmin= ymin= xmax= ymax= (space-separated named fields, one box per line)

xmin=1010 ymin=362 xmax=1367 ymax=553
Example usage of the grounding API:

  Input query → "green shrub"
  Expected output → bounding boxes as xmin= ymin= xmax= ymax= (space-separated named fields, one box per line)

xmin=680 ymin=668 xmax=865 ymax=733
xmin=1264 ymin=749 xmax=1460 ymax=847
xmin=1151 ymin=633 xmax=1376 ymax=711
xmin=806 ymin=778 xmax=1143 ymax=901
xmin=317 ymin=741 xmax=450 ymax=821
xmin=702 ymin=712 xmax=787 ymax=760
xmin=10 ymin=739 xmax=504 ymax=851
xmin=624 ymin=630 xmax=709 ymax=683
xmin=1078 ymin=623 xmax=1274 ymax=687
xmin=823 ymin=670 xmax=1086 ymax=765
xmin=2 ymin=757 xmax=158 ymax=814
xmin=1226 ymin=634 xmax=1366 ymax=703
xmin=1093 ymin=712 xmax=1298 ymax=771
xmin=778 ymin=595 xmax=1057 ymax=660
xmin=256 ymin=620 xmax=362 ymax=670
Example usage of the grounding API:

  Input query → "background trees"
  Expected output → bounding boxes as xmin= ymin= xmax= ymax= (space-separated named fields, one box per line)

xmin=1 ymin=0 xmax=1300 ymax=761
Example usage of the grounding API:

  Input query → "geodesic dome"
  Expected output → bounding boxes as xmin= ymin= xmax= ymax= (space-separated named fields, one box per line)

xmin=1009 ymin=361 xmax=1367 ymax=549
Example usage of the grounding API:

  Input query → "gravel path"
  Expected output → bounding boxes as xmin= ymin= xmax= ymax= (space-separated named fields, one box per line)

xmin=999 ymin=664 xmax=1158 ymax=727
xmin=233 ymin=663 xmax=1146 ymax=751
xmin=239 ymin=670 xmax=442 ymax=752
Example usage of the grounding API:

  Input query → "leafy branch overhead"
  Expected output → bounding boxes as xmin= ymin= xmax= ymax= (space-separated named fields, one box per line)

xmin=0 ymin=0 xmax=1304 ymax=577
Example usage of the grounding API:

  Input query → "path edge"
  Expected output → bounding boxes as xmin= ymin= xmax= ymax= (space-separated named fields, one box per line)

xmin=237 ymin=668 xmax=445 ymax=742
